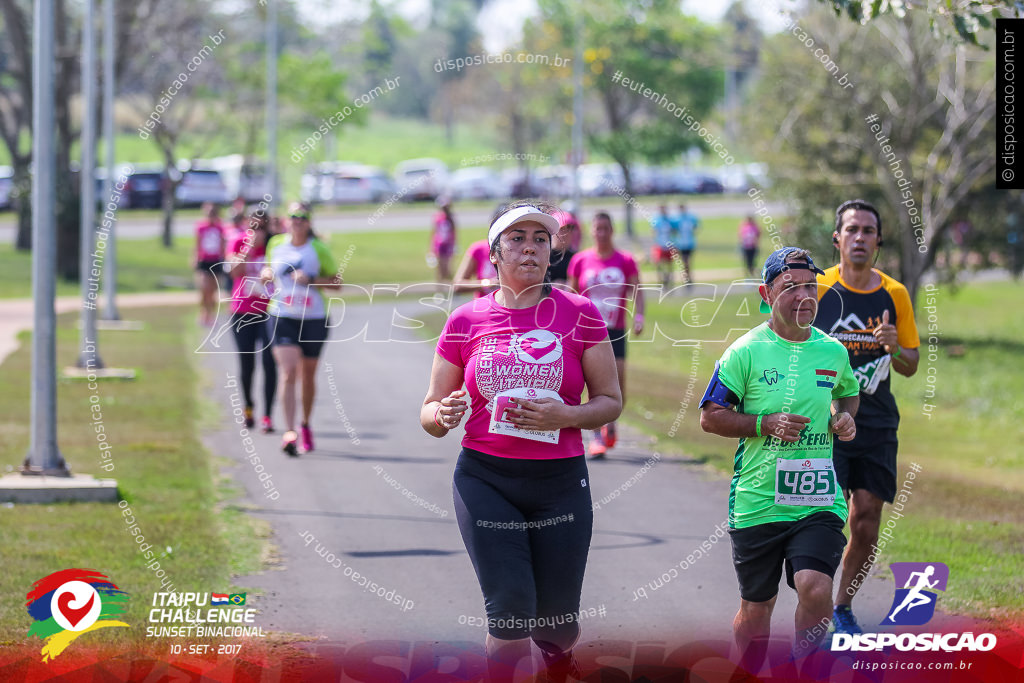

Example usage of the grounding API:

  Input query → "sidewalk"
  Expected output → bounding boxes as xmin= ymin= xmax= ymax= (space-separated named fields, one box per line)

xmin=0 ymin=291 xmax=196 ymax=366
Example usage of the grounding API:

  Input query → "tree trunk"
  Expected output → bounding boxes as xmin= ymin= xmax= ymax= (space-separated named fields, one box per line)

xmin=12 ymin=161 xmax=31 ymax=250
xmin=54 ymin=0 xmax=80 ymax=280
xmin=55 ymin=167 xmax=80 ymax=280
xmin=161 ymin=157 xmax=178 ymax=248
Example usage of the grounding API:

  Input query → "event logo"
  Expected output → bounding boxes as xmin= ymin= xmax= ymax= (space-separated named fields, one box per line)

xmin=759 ymin=368 xmax=783 ymax=385
xmin=883 ymin=562 xmax=949 ymax=626
xmin=26 ymin=569 xmax=129 ymax=662
xmin=512 ymin=329 xmax=563 ymax=365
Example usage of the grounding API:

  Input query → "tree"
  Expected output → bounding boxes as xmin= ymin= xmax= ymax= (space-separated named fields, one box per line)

xmin=539 ymin=0 xmax=724 ymax=236
xmin=0 ymin=0 xmax=80 ymax=276
xmin=813 ymin=0 xmax=1022 ymax=47
xmin=121 ymin=0 xmax=226 ymax=247
xmin=744 ymin=8 xmax=996 ymax=303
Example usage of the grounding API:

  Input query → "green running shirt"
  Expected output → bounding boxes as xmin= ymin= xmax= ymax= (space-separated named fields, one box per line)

xmin=715 ymin=322 xmax=859 ymax=529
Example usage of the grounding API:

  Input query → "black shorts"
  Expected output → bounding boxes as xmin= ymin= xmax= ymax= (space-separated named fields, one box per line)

xmin=833 ymin=426 xmax=899 ymax=503
xmin=729 ymin=511 xmax=847 ymax=603
xmin=270 ymin=315 xmax=329 ymax=358
xmin=196 ymin=259 xmax=221 ymax=274
xmin=607 ymin=327 xmax=626 ymax=359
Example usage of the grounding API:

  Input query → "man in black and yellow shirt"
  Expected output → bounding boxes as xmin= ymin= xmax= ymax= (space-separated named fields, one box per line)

xmin=814 ymin=199 xmax=921 ymax=635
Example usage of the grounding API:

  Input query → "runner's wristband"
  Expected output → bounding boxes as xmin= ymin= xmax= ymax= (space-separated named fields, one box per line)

xmin=433 ymin=405 xmax=446 ymax=430
xmin=755 ymin=414 xmax=764 ymax=437
xmin=891 ymin=345 xmax=902 ymax=357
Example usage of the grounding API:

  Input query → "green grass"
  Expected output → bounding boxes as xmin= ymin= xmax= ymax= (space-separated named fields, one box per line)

xmin=0 ymin=305 xmax=267 ymax=647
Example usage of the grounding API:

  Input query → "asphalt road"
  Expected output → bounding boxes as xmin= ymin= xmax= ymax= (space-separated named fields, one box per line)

xmin=198 ymin=297 xmax=902 ymax=658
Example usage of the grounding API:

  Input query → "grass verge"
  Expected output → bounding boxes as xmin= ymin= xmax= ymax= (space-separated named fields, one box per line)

xmin=0 ymin=304 xmax=268 ymax=648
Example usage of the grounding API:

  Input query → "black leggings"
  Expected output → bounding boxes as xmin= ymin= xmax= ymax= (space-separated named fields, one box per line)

xmin=231 ymin=311 xmax=277 ymax=415
xmin=453 ymin=447 xmax=593 ymax=651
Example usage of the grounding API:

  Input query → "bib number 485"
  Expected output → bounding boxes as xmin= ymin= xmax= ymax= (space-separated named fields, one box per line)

xmin=780 ymin=470 xmax=831 ymax=495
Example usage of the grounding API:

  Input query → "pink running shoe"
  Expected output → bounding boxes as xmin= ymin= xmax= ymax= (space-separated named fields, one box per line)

xmin=300 ymin=424 xmax=314 ymax=453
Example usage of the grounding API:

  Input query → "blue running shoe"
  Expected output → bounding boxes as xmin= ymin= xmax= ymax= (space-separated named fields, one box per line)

xmin=831 ymin=605 xmax=863 ymax=635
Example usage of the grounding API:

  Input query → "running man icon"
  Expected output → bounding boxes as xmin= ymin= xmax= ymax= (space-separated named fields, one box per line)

xmin=883 ymin=562 xmax=949 ymax=626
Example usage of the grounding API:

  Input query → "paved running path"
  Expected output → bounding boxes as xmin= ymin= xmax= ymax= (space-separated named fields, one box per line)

xmin=198 ymin=298 xmax=899 ymax=650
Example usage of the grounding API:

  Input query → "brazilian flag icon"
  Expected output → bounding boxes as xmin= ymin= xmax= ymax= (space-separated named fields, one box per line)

xmin=228 ymin=593 xmax=246 ymax=606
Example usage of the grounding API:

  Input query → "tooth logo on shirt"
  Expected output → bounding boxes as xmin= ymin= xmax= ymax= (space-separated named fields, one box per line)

xmin=512 ymin=330 xmax=563 ymax=365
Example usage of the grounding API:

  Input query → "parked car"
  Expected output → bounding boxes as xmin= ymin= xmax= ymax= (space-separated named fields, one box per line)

xmin=500 ymin=168 xmax=543 ymax=199
xmin=579 ymin=163 xmax=624 ymax=196
xmin=175 ymin=165 xmax=231 ymax=207
xmin=671 ymin=169 xmax=724 ymax=194
xmin=0 ymin=166 xmax=13 ymax=210
xmin=300 ymin=162 xmax=355 ymax=205
xmin=534 ymin=165 xmax=573 ymax=198
xmin=324 ymin=165 xmax=395 ymax=204
xmin=210 ymin=154 xmax=273 ymax=202
xmin=123 ymin=165 xmax=167 ymax=209
xmin=446 ymin=167 xmax=504 ymax=200
xmin=394 ymin=158 xmax=448 ymax=201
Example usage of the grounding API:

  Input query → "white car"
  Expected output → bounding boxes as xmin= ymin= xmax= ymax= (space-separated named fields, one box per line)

xmin=324 ymin=165 xmax=395 ymax=204
xmin=578 ymin=163 xmax=624 ymax=196
xmin=175 ymin=166 xmax=231 ymax=207
xmin=394 ymin=158 xmax=448 ymax=201
xmin=446 ymin=167 xmax=504 ymax=200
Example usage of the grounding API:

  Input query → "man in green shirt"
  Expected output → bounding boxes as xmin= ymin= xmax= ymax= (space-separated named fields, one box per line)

xmin=700 ymin=247 xmax=860 ymax=673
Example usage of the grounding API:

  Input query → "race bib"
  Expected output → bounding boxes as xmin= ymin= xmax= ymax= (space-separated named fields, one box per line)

xmin=775 ymin=458 xmax=837 ymax=506
xmin=488 ymin=387 xmax=562 ymax=444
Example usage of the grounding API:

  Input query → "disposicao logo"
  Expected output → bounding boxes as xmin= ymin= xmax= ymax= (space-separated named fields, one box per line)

xmin=832 ymin=561 xmax=998 ymax=653
xmin=26 ymin=569 xmax=129 ymax=662
xmin=884 ymin=562 xmax=948 ymax=625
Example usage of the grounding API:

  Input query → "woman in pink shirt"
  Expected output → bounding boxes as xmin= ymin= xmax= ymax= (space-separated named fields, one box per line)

xmin=194 ymin=202 xmax=225 ymax=327
xmin=738 ymin=215 xmax=761 ymax=277
xmin=452 ymin=239 xmax=498 ymax=298
xmin=421 ymin=202 xmax=621 ymax=682
xmin=567 ymin=212 xmax=645 ymax=458
xmin=227 ymin=209 xmax=276 ymax=432
xmin=431 ymin=196 xmax=457 ymax=281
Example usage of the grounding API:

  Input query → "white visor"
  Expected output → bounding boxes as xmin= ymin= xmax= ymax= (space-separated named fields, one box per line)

xmin=487 ymin=206 xmax=560 ymax=246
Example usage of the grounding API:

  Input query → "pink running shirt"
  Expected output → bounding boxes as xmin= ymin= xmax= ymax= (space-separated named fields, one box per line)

xmin=195 ymin=220 xmax=225 ymax=262
xmin=227 ymin=233 xmax=271 ymax=314
xmin=436 ymin=288 xmax=608 ymax=459
xmin=466 ymin=239 xmax=498 ymax=298
xmin=567 ymin=249 xmax=639 ymax=330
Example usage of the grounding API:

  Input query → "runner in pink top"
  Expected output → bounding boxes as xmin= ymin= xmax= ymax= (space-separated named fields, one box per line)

xmin=421 ymin=201 xmax=621 ymax=682
xmin=226 ymin=210 xmax=276 ymax=433
xmin=567 ymin=211 xmax=645 ymax=458
xmin=452 ymin=239 xmax=498 ymax=298
xmin=194 ymin=202 xmax=225 ymax=327
xmin=431 ymin=196 xmax=457 ymax=281
xmin=436 ymin=286 xmax=608 ymax=459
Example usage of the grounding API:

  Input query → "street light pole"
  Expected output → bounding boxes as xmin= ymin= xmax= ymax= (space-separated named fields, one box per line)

xmin=25 ymin=0 xmax=68 ymax=475
xmin=266 ymin=0 xmax=278 ymax=208
xmin=100 ymin=0 xmax=120 ymax=320
xmin=570 ymin=8 xmax=584 ymax=213
xmin=78 ymin=0 xmax=103 ymax=369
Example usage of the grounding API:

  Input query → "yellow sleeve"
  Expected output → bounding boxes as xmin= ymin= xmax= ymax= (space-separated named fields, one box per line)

xmin=891 ymin=283 xmax=920 ymax=349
